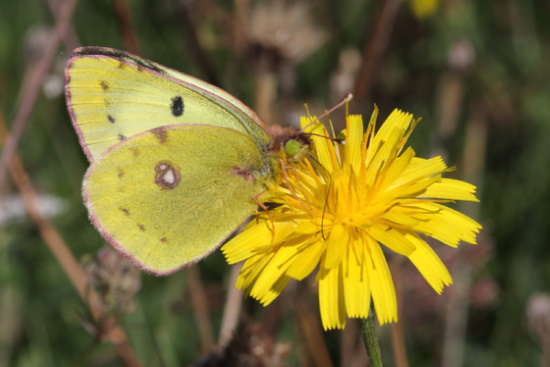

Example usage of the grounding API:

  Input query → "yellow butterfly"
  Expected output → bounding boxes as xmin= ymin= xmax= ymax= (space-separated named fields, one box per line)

xmin=65 ymin=47 xmax=309 ymax=275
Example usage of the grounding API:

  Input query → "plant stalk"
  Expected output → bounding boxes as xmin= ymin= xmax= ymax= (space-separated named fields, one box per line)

xmin=360 ymin=309 xmax=383 ymax=367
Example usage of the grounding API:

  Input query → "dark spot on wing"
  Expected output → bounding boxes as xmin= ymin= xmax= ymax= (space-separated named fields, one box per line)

xmin=171 ymin=96 xmax=184 ymax=117
xmin=155 ymin=161 xmax=181 ymax=190
xmin=152 ymin=128 xmax=168 ymax=144
xmin=160 ymin=237 xmax=167 ymax=243
xmin=118 ymin=134 xmax=125 ymax=141
xmin=117 ymin=167 xmax=124 ymax=178
xmin=231 ymin=166 xmax=256 ymax=183
xmin=130 ymin=147 xmax=140 ymax=157
xmin=138 ymin=224 xmax=146 ymax=231
xmin=120 ymin=208 xmax=130 ymax=215
xmin=108 ymin=114 xmax=116 ymax=123
xmin=99 ymin=80 xmax=109 ymax=90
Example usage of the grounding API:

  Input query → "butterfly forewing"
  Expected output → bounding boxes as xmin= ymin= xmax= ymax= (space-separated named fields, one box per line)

xmin=65 ymin=47 xmax=270 ymax=162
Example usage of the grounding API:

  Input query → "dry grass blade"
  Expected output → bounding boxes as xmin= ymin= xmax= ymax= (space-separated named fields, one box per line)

xmin=353 ymin=0 xmax=401 ymax=108
xmin=0 ymin=0 xmax=76 ymax=189
xmin=0 ymin=111 xmax=142 ymax=367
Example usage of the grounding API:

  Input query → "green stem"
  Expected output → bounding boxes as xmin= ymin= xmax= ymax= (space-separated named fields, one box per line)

xmin=360 ymin=309 xmax=383 ymax=367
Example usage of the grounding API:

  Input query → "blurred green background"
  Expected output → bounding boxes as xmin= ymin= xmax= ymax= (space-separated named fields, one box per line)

xmin=1 ymin=0 xmax=549 ymax=366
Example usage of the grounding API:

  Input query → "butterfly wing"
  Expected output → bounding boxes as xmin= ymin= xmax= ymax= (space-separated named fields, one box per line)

xmin=65 ymin=47 xmax=270 ymax=162
xmin=84 ymin=124 xmax=275 ymax=274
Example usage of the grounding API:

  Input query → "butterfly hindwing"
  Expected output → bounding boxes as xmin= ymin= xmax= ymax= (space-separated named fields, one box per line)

xmin=84 ymin=124 xmax=274 ymax=274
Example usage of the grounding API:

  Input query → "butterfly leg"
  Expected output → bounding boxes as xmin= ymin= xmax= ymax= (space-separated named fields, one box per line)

xmin=252 ymin=192 xmax=277 ymax=241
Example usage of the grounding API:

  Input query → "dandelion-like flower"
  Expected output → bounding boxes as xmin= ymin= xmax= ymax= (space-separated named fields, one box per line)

xmin=222 ymin=108 xmax=481 ymax=330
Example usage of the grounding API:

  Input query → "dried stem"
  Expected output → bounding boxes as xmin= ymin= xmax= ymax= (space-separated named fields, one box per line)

xmin=0 ymin=0 xmax=76 ymax=189
xmin=295 ymin=283 xmax=333 ymax=367
xmin=46 ymin=0 xmax=80 ymax=51
xmin=175 ymin=0 xmax=219 ymax=85
xmin=390 ymin=259 xmax=409 ymax=367
xmin=340 ymin=320 xmax=369 ymax=366
xmin=0 ymin=111 xmax=142 ymax=367
xmin=352 ymin=0 xmax=400 ymax=108
xmin=114 ymin=0 xmax=141 ymax=55
xmin=218 ymin=263 xmax=244 ymax=347
xmin=187 ymin=265 xmax=215 ymax=353
xmin=441 ymin=105 xmax=487 ymax=367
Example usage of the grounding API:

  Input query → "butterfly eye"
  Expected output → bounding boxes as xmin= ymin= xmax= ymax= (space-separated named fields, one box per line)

xmin=284 ymin=139 xmax=302 ymax=158
xmin=283 ymin=138 xmax=311 ymax=162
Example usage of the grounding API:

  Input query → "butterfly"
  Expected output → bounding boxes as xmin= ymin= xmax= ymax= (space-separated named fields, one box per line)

xmin=65 ymin=47 xmax=310 ymax=275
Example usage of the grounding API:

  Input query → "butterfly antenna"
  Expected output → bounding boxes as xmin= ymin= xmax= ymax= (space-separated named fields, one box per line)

xmin=301 ymin=93 xmax=353 ymax=132
xmin=320 ymin=179 xmax=332 ymax=241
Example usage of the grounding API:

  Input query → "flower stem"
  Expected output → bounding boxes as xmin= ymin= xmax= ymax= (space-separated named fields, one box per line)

xmin=360 ymin=309 xmax=383 ymax=367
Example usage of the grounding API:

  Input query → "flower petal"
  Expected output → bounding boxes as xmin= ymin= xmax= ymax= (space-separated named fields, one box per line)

xmin=343 ymin=242 xmax=371 ymax=318
xmin=406 ymin=234 xmax=452 ymax=293
xmin=302 ymin=116 xmax=335 ymax=172
xmin=222 ymin=223 xmax=271 ymax=264
xmin=365 ymin=236 xmax=398 ymax=324
xmin=395 ymin=156 xmax=447 ymax=187
xmin=222 ymin=221 xmax=296 ymax=263
xmin=412 ymin=203 xmax=482 ymax=246
xmin=346 ymin=114 xmax=364 ymax=173
xmin=236 ymin=253 xmax=274 ymax=291
xmin=324 ymin=224 xmax=348 ymax=269
xmin=368 ymin=225 xmax=416 ymax=256
xmin=286 ymin=239 xmax=324 ymax=280
xmin=318 ymin=265 xmax=346 ymax=329
xmin=420 ymin=178 xmax=479 ymax=202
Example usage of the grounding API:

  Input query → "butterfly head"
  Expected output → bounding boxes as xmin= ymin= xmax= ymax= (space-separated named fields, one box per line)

xmin=266 ymin=126 xmax=312 ymax=163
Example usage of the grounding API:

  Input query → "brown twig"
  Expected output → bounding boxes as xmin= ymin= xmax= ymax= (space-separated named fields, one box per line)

xmin=0 ymin=0 xmax=76 ymax=190
xmin=175 ymin=0 xmax=219 ymax=85
xmin=340 ymin=320 xmax=369 ymax=366
xmin=432 ymin=72 xmax=465 ymax=161
xmin=218 ymin=263 xmax=244 ymax=347
xmin=233 ymin=0 xmax=250 ymax=56
xmin=114 ymin=0 xmax=141 ymax=55
xmin=47 ymin=0 xmax=80 ymax=52
xmin=435 ymin=65 xmax=467 ymax=367
xmin=254 ymin=68 xmax=277 ymax=125
xmin=390 ymin=258 xmax=409 ymax=367
xmin=295 ymin=282 xmax=333 ymax=367
xmin=187 ymin=265 xmax=215 ymax=353
xmin=432 ymin=32 xmax=483 ymax=367
xmin=352 ymin=0 xmax=401 ymax=109
xmin=0 ymin=111 xmax=142 ymax=367
xmin=441 ymin=104 xmax=487 ymax=367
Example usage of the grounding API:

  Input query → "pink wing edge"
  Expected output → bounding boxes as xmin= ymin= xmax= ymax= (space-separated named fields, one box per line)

xmin=64 ymin=56 xmax=94 ymax=163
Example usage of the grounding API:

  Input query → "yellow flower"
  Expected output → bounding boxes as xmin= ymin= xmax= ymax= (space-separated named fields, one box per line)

xmin=222 ymin=107 xmax=481 ymax=330
xmin=410 ymin=0 xmax=439 ymax=19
